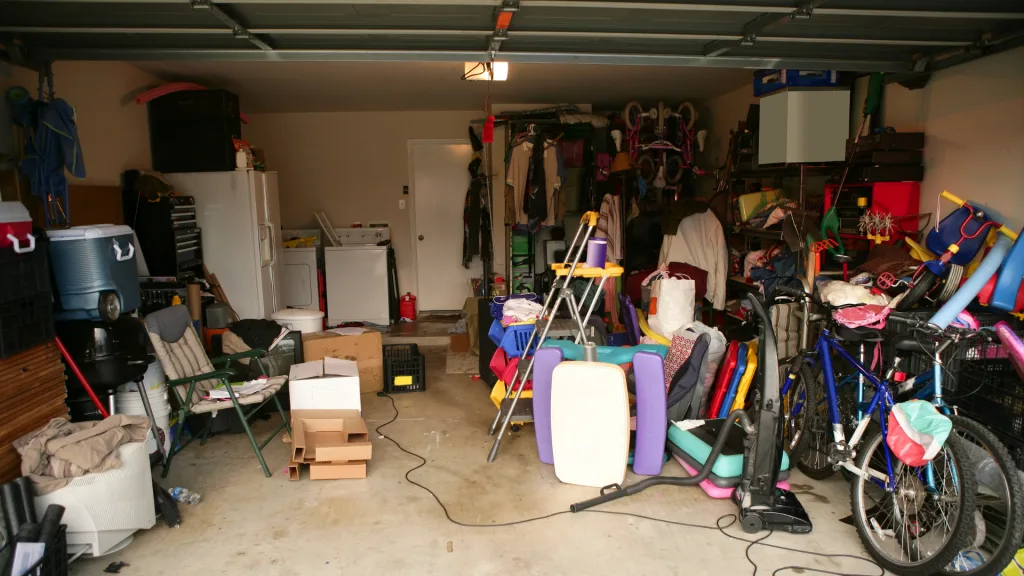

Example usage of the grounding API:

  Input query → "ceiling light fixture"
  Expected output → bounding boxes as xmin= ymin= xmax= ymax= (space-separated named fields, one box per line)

xmin=463 ymin=61 xmax=508 ymax=81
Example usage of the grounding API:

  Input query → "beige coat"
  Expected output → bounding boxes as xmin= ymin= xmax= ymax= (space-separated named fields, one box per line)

xmin=658 ymin=210 xmax=729 ymax=311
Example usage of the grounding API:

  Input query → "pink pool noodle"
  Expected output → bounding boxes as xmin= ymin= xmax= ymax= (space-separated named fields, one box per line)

xmin=994 ymin=321 xmax=1024 ymax=380
xmin=136 ymin=82 xmax=250 ymax=124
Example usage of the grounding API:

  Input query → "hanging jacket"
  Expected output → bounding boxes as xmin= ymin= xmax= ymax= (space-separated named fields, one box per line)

xmin=658 ymin=210 xmax=728 ymax=310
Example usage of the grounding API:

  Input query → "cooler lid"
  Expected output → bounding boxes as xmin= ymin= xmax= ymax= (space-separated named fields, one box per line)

xmin=47 ymin=224 xmax=134 ymax=241
xmin=0 ymin=201 xmax=31 ymax=224
xmin=272 ymin=308 xmax=325 ymax=321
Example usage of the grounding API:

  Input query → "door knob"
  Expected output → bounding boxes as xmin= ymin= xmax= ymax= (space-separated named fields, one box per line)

xmin=418 ymin=235 xmax=424 ymax=241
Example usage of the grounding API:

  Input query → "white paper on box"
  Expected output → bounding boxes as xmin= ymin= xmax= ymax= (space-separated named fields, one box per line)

xmin=289 ymin=358 xmax=362 ymax=412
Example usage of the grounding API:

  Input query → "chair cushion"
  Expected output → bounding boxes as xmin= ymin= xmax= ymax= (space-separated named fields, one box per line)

xmin=189 ymin=376 xmax=286 ymax=414
xmin=144 ymin=305 xmax=192 ymax=343
xmin=146 ymin=325 xmax=218 ymax=405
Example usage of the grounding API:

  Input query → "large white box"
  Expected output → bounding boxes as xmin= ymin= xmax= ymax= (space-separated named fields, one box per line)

xmin=288 ymin=357 xmax=362 ymax=412
xmin=758 ymin=89 xmax=850 ymax=165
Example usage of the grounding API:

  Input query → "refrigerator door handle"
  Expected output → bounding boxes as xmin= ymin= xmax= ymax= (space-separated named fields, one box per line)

xmin=258 ymin=224 xmax=272 ymax=267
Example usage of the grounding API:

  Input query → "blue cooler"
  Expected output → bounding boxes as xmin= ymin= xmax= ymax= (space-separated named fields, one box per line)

xmin=47 ymin=225 xmax=141 ymax=321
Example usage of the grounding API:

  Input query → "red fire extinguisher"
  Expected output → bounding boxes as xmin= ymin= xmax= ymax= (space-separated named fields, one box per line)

xmin=399 ymin=293 xmax=417 ymax=321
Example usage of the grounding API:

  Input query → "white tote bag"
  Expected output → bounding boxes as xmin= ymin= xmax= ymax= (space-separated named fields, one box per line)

xmin=643 ymin=268 xmax=696 ymax=339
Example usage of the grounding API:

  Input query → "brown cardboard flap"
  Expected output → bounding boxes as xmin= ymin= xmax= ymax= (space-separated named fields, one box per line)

xmin=290 ymin=411 xmax=373 ymax=463
xmin=315 ymin=441 xmax=372 ymax=463
xmin=309 ymin=461 xmax=366 ymax=480
xmin=302 ymin=330 xmax=384 ymax=393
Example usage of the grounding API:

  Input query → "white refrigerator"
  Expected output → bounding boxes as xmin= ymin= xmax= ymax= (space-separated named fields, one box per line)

xmin=165 ymin=170 xmax=284 ymax=320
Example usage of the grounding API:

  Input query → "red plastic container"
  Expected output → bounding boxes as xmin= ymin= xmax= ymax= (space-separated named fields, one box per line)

xmin=0 ymin=201 xmax=34 ymax=252
xmin=400 ymin=293 xmax=417 ymax=321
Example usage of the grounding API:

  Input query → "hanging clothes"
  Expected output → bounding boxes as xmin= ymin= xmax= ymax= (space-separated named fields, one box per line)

xmin=505 ymin=139 xmax=562 ymax=227
xmin=463 ymin=156 xmax=483 ymax=268
xmin=658 ymin=210 xmax=728 ymax=310
xmin=595 ymin=193 xmax=622 ymax=263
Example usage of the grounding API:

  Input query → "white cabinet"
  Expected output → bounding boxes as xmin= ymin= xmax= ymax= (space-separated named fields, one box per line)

xmin=758 ymin=89 xmax=850 ymax=165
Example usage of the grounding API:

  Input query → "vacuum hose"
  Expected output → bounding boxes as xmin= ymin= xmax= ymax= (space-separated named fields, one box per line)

xmin=570 ymin=409 xmax=755 ymax=512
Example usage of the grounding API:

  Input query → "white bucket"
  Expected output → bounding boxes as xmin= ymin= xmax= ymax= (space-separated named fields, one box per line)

xmin=272 ymin=308 xmax=324 ymax=334
xmin=116 ymin=362 xmax=172 ymax=455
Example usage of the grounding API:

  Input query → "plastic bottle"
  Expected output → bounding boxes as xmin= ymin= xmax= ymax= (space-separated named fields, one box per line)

xmin=169 ymin=487 xmax=201 ymax=505
xmin=975 ymin=457 xmax=1004 ymax=498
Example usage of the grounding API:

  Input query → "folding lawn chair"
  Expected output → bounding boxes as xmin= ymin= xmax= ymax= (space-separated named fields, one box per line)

xmin=144 ymin=305 xmax=290 ymax=478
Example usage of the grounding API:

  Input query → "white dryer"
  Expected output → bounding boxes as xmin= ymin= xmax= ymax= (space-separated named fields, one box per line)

xmin=324 ymin=227 xmax=393 ymax=327
xmin=281 ymin=229 xmax=322 ymax=312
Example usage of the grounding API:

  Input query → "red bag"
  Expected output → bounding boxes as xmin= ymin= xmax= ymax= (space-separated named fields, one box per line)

xmin=559 ymin=139 xmax=585 ymax=168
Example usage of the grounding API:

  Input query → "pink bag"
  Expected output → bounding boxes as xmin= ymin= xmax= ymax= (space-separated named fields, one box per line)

xmin=833 ymin=304 xmax=890 ymax=329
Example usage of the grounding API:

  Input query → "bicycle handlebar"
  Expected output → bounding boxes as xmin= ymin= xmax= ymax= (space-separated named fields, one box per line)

xmin=941 ymin=189 xmax=1019 ymax=241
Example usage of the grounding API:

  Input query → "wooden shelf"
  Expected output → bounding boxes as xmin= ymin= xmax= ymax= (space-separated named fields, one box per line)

xmin=734 ymin=226 xmax=784 ymax=241
xmin=732 ymin=163 xmax=842 ymax=179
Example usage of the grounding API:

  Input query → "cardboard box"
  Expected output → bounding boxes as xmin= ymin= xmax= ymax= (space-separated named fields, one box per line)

xmin=289 ymin=357 xmax=361 ymax=412
xmin=302 ymin=329 xmax=383 ymax=393
xmin=290 ymin=409 xmax=373 ymax=464
xmin=308 ymin=461 xmax=366 ymax=480
xmin=450 ymin=333 xmax=470 ymax=354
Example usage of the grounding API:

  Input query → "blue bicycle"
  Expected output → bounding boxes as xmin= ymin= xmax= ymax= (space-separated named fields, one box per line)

xmin=776 ymin=285 xmax=976 ymax=576
xmin=884 ymin=314 xmax=1024 ymax=576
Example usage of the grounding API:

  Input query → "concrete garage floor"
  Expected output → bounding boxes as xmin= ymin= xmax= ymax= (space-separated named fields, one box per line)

xmin=70 ymin=346 xmax=882 ymax=575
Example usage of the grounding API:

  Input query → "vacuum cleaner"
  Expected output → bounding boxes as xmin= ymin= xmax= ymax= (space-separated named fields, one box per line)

xmin=570 ymin=293 xmax=812 ymax=534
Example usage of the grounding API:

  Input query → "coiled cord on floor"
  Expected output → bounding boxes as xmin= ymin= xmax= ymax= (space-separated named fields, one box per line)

xmin=373 ymin=393 xmax=882 ymax=576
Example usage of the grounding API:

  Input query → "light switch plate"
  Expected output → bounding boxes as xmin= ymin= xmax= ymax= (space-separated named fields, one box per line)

xmin=399 ymin=199 xmax=406 ymax=209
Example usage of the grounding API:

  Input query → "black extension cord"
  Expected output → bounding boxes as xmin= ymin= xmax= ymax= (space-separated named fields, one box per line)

xmin=373 ymin=393 xmax=882 ymax=576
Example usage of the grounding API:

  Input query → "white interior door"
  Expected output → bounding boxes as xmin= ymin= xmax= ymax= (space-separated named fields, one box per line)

xmin=410 ymin=140 xmax=477 ymax=311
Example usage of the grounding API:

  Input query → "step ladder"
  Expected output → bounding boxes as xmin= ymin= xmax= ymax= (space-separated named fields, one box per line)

xmin=487 ymin=211 xmax=623 ymax=462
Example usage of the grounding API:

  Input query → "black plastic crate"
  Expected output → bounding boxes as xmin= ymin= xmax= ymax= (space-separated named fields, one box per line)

xmin=0 ymin=291 xmax=55 ymax=359
xmin=883 ymin=309 xmax=1024 ymax=380
xmin=955 ymin=361 xmax=1024 ymax=443
xmin=383 ymin=343 xmax=426 ymax=393
xmin=0 ymin=230 xmax=50 ymax=305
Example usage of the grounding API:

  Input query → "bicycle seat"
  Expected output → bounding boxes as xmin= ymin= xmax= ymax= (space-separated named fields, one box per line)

xmin=893 ymin=335 xmax=938 ymax=356
xmin=835 ymin=325 xmax=884 ymax=343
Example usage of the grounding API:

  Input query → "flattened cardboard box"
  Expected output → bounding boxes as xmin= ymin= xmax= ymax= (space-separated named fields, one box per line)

xmin=302 ymin=329 xmax=383 ymax=393
xmin=289 ymin=409 xmax=372 ymax=480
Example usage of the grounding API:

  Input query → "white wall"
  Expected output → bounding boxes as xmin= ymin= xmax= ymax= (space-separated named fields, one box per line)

xmin=873 ymin=48 xmax=1024 ymax=230
xmin=242 ymin=110 xmax=481 ymax=296
xmin=0 ymin=61 xmax=159 ymax=185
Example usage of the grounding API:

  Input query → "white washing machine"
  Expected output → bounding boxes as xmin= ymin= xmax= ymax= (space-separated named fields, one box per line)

xmin=281 ymin=229 xmax=322 ymax=311
xmin=324 ymin=227 xmax=392 ymax=327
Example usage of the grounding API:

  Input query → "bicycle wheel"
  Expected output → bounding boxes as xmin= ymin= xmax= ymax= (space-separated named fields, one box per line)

xmin=665 ymin=154 xmax=685 ymax=184
xmin=896 ymin=267 xmax=939 ymax=311
xmin=636 ymin=154 xmax=657 ymax=184
xmin=850 ymin=430 xmax=976 ymax=575
xmin=786 ymin=364 xmax=834 ymax=479
xmin=942 ymin=415 xmax=1024 ymax=575
xmin=677 ymin=101 xmax=697 ymax=130
xmin=624 ymin=101 xmax=644 ymax=131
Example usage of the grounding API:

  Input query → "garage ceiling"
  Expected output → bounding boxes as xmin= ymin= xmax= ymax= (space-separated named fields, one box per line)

xmin=2 ymin=0 xmax=1023 ymax=78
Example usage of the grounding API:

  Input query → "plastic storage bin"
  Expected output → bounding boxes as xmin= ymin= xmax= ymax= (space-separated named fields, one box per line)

xmin=47 ymin=225 xmax=141 ymax=321
xmin=1 ymin=202 xmax=50 ymax=304
xmin=383 ymin=343 xmax=426 ymax=393
xmin=0 ymin=291 xmax=54 ymax=358
xmin=753 ymin=69 xmax=839 ymax=97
